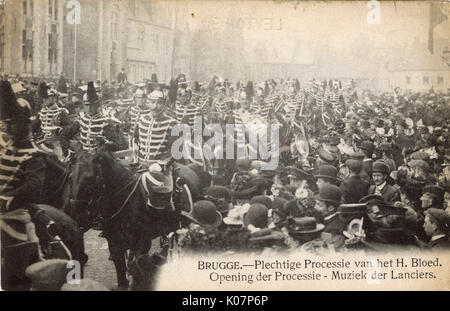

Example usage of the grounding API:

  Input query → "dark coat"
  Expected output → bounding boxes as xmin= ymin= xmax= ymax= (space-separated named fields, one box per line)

xmin=340 ymin=175 xmax=370 ymax=203
xmin=368 ymin=183 xmax=399 ymax=203
xmin=429 ymin=236 xmax=450 ymax=249
xmin=362 ymin=158 xmax=373 ymax=178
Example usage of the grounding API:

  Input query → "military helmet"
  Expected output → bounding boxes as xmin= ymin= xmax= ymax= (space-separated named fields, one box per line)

xmin=134 ymin=88 xmax=146 ymax=98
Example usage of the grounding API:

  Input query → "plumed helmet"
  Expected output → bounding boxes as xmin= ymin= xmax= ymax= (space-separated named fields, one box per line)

xmin=135 ymin=88 xmax=146 ymax=98
xmin=246 ymin=81 xmax=254 ymax=98
xmin=0 ymin=80 xmax=31 ymax=122
xmin=149 ymin=90 xmax=165 ymax=101
xmin=38 ymin=82 xmax=49 ymax=98
xmin=83 ymin=81 xmax=100 ymax=104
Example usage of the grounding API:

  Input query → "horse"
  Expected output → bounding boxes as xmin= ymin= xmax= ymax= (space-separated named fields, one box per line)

xmin=0 ymin=152 xmax=87 ymax=291
xmin=67 ymin=148 xmax=200 ymax=289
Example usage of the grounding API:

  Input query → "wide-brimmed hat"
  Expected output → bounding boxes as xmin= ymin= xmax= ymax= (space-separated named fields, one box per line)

xmin=181 ymin=200 xmax=222 ymax=228
xmin=285 ymin=166 xmax=310 ymax=180
xmin=287 ymin=217 xmax=325 ymax=234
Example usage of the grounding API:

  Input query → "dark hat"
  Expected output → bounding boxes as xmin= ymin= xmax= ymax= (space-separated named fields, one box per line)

xmin=359 ymin=140 xmax=374 ymax=153
xmin=422 ymin=185 xmax=444 ymax=197
xmin=205 ymin=186 xmax=232 ymax=201
xmin=250 ymin=195 xmax=273 ymax=210
xmin=181 ymin=200 xmax=222 ymax=228
xmin=0 ymin=80 xmax=31 ymax=122
xmin=246 ymin=81 xmax=254 ymax=98
xmin=372 ymin=161 xmax=390 ymax=174
xmin=327 ymin=136 xmax=341 ymax=146
xmin=287 ymin=217 xmax=325 ymax=234
xmin=338 ymin=203 xmax=368 ymax=223
xmin=204 ymin=186 xmax=233 ymax=215
xmin=150 ymin=73 xmax=158 ymax=84
xmin=379 ymin=143 xmax=392 ymax=153
xmin=38 ymin=82 xmax=49 ymax=98
xmin=86 ymin=81 xmax=99 ymax=104
xmin=317 ymin=184 xmax=342 ymax=205
xmin=359 ymin=194 xmax=385 ymax=205
xmin=272 ymin=197 xmax=288 ymax=213
xmin=285 ymin=166 xmax=310 ymax=180
xmin=339 ymin=203 xmax=368 ymax=214
xmin=314 ymin=165 xmax=339 ymax=182
xmin=349 ymin=151 xmax=365 ymax=161
xmin=243 ymin=203 xmax=269 ymax=229
xmin=318 ymin=148 xmax=336 ymax=163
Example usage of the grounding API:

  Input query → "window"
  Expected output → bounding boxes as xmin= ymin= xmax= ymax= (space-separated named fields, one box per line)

xmin=423 ymin=76 xmax=429 ymax=84
xmin=48 ymin=0 xmax=52 ymax=16
xmin=406 ymin=76 xmax=411 ymax=84
xmin=30 ymin=0 xmax=33 ymax=15
xmin=54 ymin=0 xmax=57 ymax=20
xmin=23 ymin=0 xmax=27 ymax=15
xmin=438 ymin=76 xmax=444 ymax=85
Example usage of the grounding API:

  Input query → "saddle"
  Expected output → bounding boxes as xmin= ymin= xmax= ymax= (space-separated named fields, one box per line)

xmin=140 ymin=166 xmax=174 ymax=211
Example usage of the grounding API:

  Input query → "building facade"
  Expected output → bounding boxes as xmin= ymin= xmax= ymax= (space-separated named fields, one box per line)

xmin=125 ymin=0 xmax=175 ymax=84
xmin=1 ymin=0 xmax=64 ymax=78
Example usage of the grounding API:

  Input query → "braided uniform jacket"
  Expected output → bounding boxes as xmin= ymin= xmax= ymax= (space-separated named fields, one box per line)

xmin=175 ymin=100 xmax=202 ymax=127
xmin=135 ymin=112 xmax=178 ymax=163
xmin=213 ymin=98 xmax=228 ymax=114
xmin=38 ymin=105 xmax=70 ymax=138
xmin=78 ymin=111 xmax=124 ymax=153
xmin=127 ymin=105 xmax=151 ymax=136
xmin=0 ymin=135 xmax=45 ymax=212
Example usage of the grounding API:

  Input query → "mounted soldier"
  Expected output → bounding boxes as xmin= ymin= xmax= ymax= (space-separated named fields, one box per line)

xmin=34 ymin=82 xmax=71 ymax=158
xmin=0 ymin=81 xmax=66 ymax=289
xmin=133 ymin=89 xmax=180 ymax=209
xmin=125 ymin=85 xmax=151 ymax=150
xmin=60 ymin=81 xmax=127 ymax=156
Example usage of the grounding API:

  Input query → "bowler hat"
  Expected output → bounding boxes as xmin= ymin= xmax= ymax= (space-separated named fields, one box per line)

xmin=250 ymin=195 xmax=272 ymax=210
xmin=181 ymin=200 xmax=222 ymax=228
xmin=314 ymin=165 xmax=339 ymax=182
xmin=243 ymin=203 xmax=269 ymax=229
xmin=359 ymin=141 xmax=374 ymax=153
xmin=317 ymin=184 xmax=342 ymax=205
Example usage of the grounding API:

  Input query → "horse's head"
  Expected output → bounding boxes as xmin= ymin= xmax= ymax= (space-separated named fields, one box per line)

xmin=68 ymin=151 xmax=105 ymax=230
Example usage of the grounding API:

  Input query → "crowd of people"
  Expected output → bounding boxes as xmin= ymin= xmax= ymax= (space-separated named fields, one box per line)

xmin=1 ymin=71 xmax=450 ymax=290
